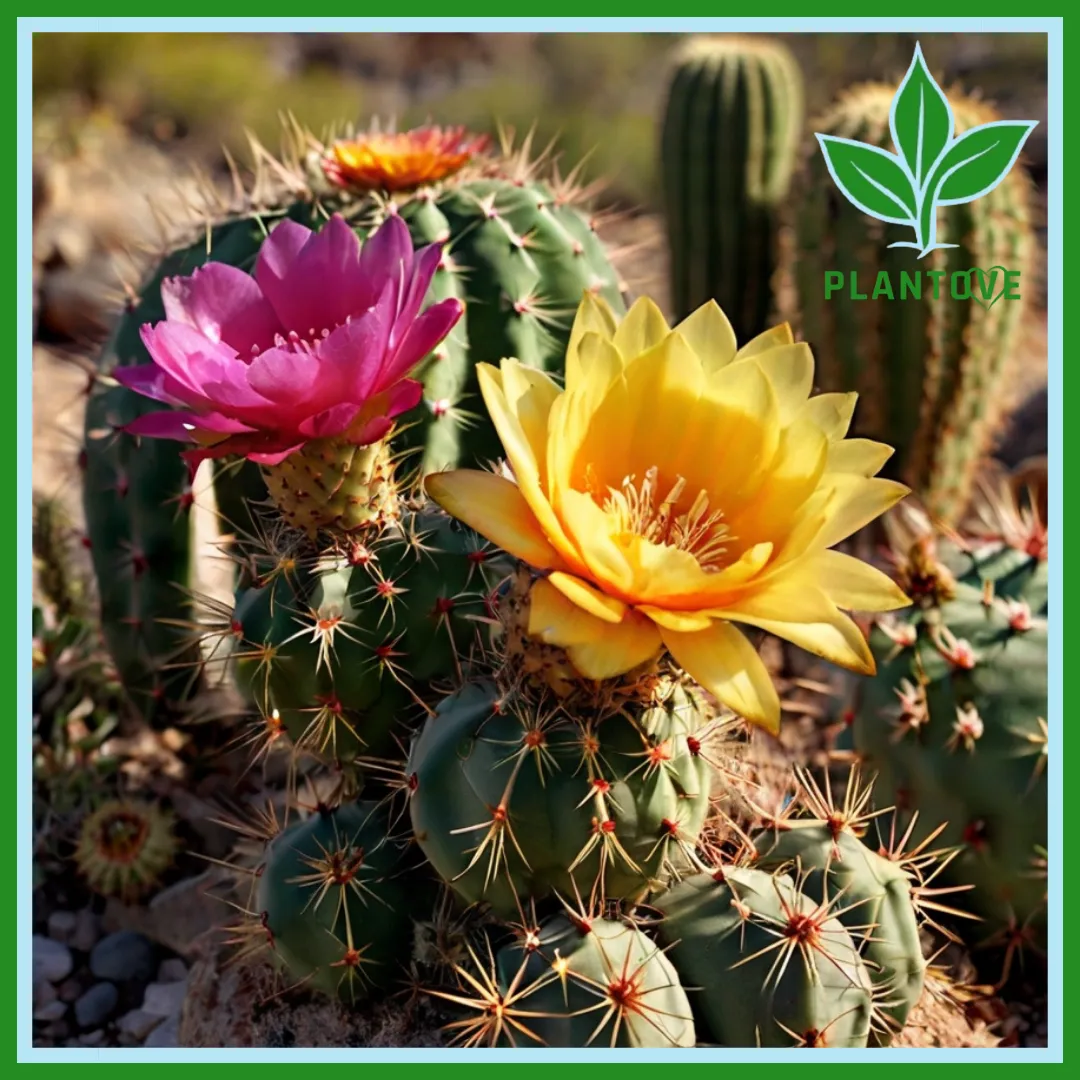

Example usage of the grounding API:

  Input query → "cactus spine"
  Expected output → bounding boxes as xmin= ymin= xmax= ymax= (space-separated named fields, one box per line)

xmin=660 ymin=35 xmax=804 ymax=341
xmin=780 ymin=83 xmax=1036 ymax=526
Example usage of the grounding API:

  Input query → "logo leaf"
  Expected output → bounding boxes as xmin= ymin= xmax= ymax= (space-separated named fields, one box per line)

xmin=931 ymin=121 xmax=1039 ymax=205
xmin=889 ymin=41 xmax=954 ymax=189
xmin=816 ymin=135 xmax=917 ymax=225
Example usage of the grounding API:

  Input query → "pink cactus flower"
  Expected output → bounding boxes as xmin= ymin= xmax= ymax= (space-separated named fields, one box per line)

xmin=115 ymin=213 xmax=463 ymax=469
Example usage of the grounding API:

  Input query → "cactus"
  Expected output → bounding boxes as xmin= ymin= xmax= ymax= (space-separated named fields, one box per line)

xmin=654 ymin=866 xmax=876 ymax=1047
xmin=779 ymin=82 xmax=1036 ymax=526
xmin=407 ymin=676 xmax=714 ymax=919
xmin=435 ymin=913 xmax=696 ymax=1047
xmin=660 ymin=35 xmax=804 ymax=342
xmin=255 ymin=800 xmax=427 ymax=1001
xmin=232 ymin=500 xmax=500 ymax=764
xmin=751 ymin=768 xmax=928 ymax=1041
xmin=74 ymin=798 xmax=178 ymax=902
xmin=82 ymin=123 xmax=626 ymax=723
xmin=852 ymin=492 xmax=1048 ymax=964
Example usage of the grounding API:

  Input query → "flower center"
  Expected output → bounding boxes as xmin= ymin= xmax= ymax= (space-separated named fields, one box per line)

xmin=249 ymin=327 xmax=335 ymax=359
xmin=592 ymin=465 xmax=732 ymax=572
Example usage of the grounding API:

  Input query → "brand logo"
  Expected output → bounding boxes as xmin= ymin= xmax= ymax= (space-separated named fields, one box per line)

xmin=815 ymin=42 xmax=1037 ymax=260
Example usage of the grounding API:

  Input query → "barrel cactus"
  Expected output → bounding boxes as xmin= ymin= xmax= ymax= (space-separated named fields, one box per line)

xmin=82 ymin=121 xmax=626 ymax=724
xmin=778 ymin=80 xmax=1037 ymax=527
xmin=852 ymin=483 xmax=1048 ymax=973
xmin=660 ymin=34 xmax=804 ymax=342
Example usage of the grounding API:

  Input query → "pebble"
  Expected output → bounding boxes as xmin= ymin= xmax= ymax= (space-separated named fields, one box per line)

xmin=47 ymin=911 xmax=77 ymax=945
xmin=144 ymin=1013 xmax=180 ymax=1048
xmin=58 ymin=976 xmax=86 ymax=1003
xmin=33 ymin=936 xmax=74 ymax=984
xmin=74 ymin=982 xmax=119 ymax=1029
xmin=117 ymin=1009 xmax=164 ymax=1041
xmin=33 ymin=979 xmax=58 ymax=1011
xmin=78 ymin=1029 xmax=106 ymax=1047
xmin=42 ymin=1019 xmax=70 ymax=1040
xmin=71 ymin=910 xmax=101 ymax=953
xmin=142 ymin=980 xmax=188 ymax=1018
xmin=33 ymin=1000 xmax=67 ymax=1023
xmin=157 ymin=958 xmax=188 ymax=983
xmin=90 ymin=931 xmax=157 ymax=984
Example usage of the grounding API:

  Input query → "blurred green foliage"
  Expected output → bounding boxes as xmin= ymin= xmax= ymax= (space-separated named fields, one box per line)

xmin=32 ymin=31 xmax=1048 ymax=211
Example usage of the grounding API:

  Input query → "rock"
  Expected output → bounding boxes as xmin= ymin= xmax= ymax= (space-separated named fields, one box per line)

xmin=47 ymin=911 xmax=78 ymax=945
xmin=101 ymin=871 xmax=229 ymax=959
xmin=57 ymin=976 xmax=87 ymax=1003
xmin=33 ymin=1000 xmax=68 ymax=1023
xmin=74 ymin=982 xmax=119 ymax=1029
xmin=117 ymin=1009 xmax=164 ymax=1041
xmin=78 ymin=1029 xmax=107 ymax=1047
xmin=144 ymin=1014 xmax=180 ymax=1048
xmin=33 ymin=936 xmax=74 ymax=984
xmin=71 ymin=910 xmax=101 ymax=953
xmin=89 ymin=931 xmax=157 ymax=984
xmin=157 ymin=958 xmax=188 ymax=984
xmin=142 ymin=980 xmax=188 ymax=1018
xmin=33 ymin=979 xmax=57 ymax=1012
xmin=42 ymin=1019 xmax=71 ymax=1040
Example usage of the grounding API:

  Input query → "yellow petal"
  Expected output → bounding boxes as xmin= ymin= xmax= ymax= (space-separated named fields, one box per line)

xmin=816 ymin=475 xmax=911 ymax=550
xmin=675 ymin=300 xmax=738 ymax=371
xmin=548 ymin=570 xmax=626 ymax=624
xmin=637 ymin=606 xmax=714 ymax=632
xmin=498 ymin=361 xmax=561 ymax=483
xmin=662 ymin=620 xmax=781 ymax=734
xmin=528 ymin=579 xmax=662 ymax=678
xmin=554 ymin=488 xmax=635 ymax=598
xmin=424 ymin=470 xmax=564 ymax=570
xmin=705 ymin=578 xmax=850 ymax=625
xmin=477 ymin=363 xmax=587 ymax=575
xmin=612 ymin=296 xmax=671 ymax=359
xmin=805 ymin=550 xmax=911 ymax=612
xmin=826 ymin=438 xmax=894 ymax=477
xmin=745 ymin=343 xmax=814 ymax=427
xmin=799 ymin=392 xmax=859 ymax=442
xmin=566 ymin=618 xmax=663 ymax=681
xmin=727 ymin=604 xmax=876 ymax=675
xmin=566 ymin=292 xmax=618 ymax=387
xmin=734 ymin=322 xmax=795 ymax=359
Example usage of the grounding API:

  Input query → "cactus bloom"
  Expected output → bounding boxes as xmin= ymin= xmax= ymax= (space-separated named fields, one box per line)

xmin=324 ymin=125 xmax=490 ymax=192
xmin=426 ymin=295 xmax=911 ymax=732
xmin=115 ymin=214 xmax=463 ymax=468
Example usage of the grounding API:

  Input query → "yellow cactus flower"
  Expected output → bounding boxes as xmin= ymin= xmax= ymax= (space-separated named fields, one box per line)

xmin=425 ymin=295 xmax=911 ymax=733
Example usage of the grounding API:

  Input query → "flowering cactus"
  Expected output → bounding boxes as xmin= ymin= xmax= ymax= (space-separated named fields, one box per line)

xmin=426 ymin=294 xmax=912 ymax=733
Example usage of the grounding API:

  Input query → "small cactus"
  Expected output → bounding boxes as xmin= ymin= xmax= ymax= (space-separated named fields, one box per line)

xmin=660 ymin=35 xmax=804 ymax=342
xmin=74 ymin=798 xmax=178 ymax=902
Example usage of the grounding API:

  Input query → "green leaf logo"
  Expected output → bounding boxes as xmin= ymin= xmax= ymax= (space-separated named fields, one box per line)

xmin=815 ymin=42 xmax=1038 ymax=258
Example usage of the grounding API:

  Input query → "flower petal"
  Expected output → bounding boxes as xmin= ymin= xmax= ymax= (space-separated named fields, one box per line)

xmin=637 ymin=606 xmax=714 ymax=632
xmin=566 ymin=292 xmax=618 ymax=388
xmin=612 ymin=297 xmax=671 ymax=359
xmin=161 ymin=262 xmax=280 ymax=353
xmin=725 ymin=604 xmax=876 ymax=675
xmin=547 ymin=571 xmax=626 ymax=624
xmin=799 ymin=392 xmax=859 ymax=442
xmin=804 ymin=550 xmax=911 ymax=612
xmin=675 ymin=300 xmax=738 ymax=371
xmin=528 ymin=580 xmax=663 ymax=679
xmin=734 ymin=323 xmax=795 ymax=359
xmin=662 ymin=620 xmax=781 ymax=734
xmin=815 ymin=475 xmax=911 ymax=550
xmin=424 ymin=470 xmax=565 ymax=570
xmin=826 ymin=438 xmax=894 ymax=476
xmin=746 ymin=343 xmax=814 ymax=427
xmin=385 ymin=297 xmax=464 ymax=384
xmin=498 ymin=360 xmax=561 ymax=485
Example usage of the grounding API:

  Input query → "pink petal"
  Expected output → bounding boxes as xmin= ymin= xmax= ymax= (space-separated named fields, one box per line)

xmin=393 ymin=242 xmax=443 ymax=339
xmin=256 ymin=215 xmax=368 ymax=334
xmin=181 ymin=433 xmax=305 ymax=469
xmin=122 ymin=411 xmax=200 ymax=441
xmin=162 ymin=262 xmax=281 ymax=353
xmin=243 ymin=346 xmax=320 ymax=406
xmin=139 ymin=322 xmax=243 ymax=403
xmin=311 ymin=286 xmax=394 ymax=403
xmin=113 ymin=363 xmax=194 ymax=409
xmin=348 ymin=415 xmax=394 ymax=446
xmin=254 ymin=218 xmax=313 ymax=297
xmin=382 ymin=297 xmax=464 ymax=387
xmin=297 ymin=402 xmax=363 ymax=440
